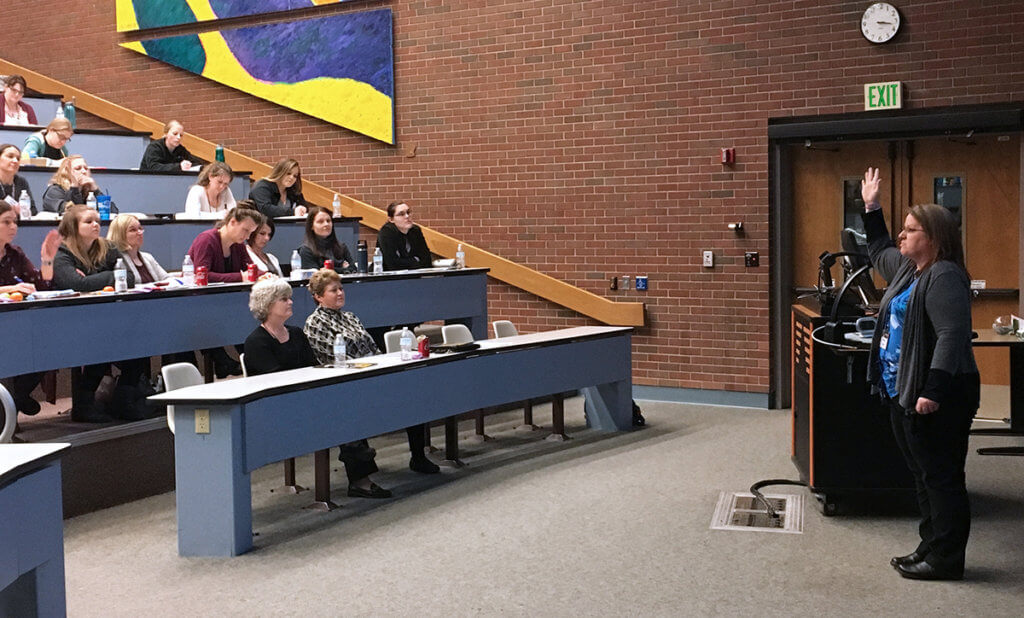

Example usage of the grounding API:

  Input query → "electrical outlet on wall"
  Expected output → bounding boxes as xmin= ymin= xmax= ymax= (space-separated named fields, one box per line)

xmin=702 ymin=251 xmax=714 ymax=268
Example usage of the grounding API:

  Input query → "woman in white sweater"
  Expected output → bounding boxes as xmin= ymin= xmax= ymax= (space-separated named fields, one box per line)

xmin=183 ymin=161 xmax=236 ymax=219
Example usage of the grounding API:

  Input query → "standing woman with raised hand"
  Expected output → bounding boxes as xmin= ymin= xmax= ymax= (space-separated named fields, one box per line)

xmin=21 ymin=117 xmax=72 ymax=164
xmin=1 ymin=75 xmax=38 ymax=126
xmin=0 ymin=144 xmax=35 ymax=215
xmin=140 ymin=120 xmax=202 ymax=172
xmin=42 ymin=155 xmax=102 ymax=214
xmin=184 ymin=161 xmax=236 ymax=218
xmin=0 ymin=200 xmax=59 ymax=416
xmin=249 ymin=158 xmax=309 ymax=218
xmin=298 ymin=206 xmax=356 ymax=273
xmin=860 ymin=167 xmax=980 ymax=581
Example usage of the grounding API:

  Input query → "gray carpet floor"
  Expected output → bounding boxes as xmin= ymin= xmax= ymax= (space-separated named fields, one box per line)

xmin=61 ymin=397 xmax=1024 ymax=616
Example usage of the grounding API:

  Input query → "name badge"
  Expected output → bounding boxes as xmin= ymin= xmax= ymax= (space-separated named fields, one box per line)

xmin=3 ymin=195 xmax=18 ymax=207
xmin=879 ymin=332 xmax=889 ymax=350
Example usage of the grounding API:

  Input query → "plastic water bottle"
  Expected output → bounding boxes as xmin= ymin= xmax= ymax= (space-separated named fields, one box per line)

xmin=455 ymin=243 xmax=465 ymax=269
xmin=114 ymin=258 xmax=128 ymax=292
xmin=182 ymin=254 xmax=195 ymax=286
xmin=372 ymin=246 xmax=383 ymax=274
xmin=332 ymin=193 xmax=342 ymax=217
xmin=18 ymin=191 xmax=31 ymax=220
xmin=333 ymin=334 xmax=347 ymax=367
xmin=399 ymin=327 xmax=414 ymax=360
xmin=86 ymin=191 xmax=96 ymax=211
xmin=290 ymin=250 xmax=302 ymax=280
xmin=54 ymin=104 xmax=64 ymax=120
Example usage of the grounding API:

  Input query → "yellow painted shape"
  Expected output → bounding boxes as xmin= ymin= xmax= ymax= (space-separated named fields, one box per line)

xmin=115 ymin=0 xmax=141 ymax=33
xmin=184 ymin=0 xmax=218 ymax=22
xmin=121 ymin=40 xmax=148 ymax=55
xmin=197 ymin=30 xmax=393 ymax=143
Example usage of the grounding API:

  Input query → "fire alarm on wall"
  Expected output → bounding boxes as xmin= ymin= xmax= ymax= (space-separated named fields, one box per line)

xmin=720 ymin=148 xmax=735 ymax=165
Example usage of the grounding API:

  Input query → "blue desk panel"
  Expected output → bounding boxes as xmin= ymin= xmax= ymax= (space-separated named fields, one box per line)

xmin=0 ymin=268 xmax=488 ymax=380
xmin=15 ymin=217 xmax=360 ymax=270
xmin=18 ymin=167 xmax=252 ymax=216
xmin=0 ymin=126 xmax=150 ymax=169
xmin=21 ymin=96 xmax=61 ymax=122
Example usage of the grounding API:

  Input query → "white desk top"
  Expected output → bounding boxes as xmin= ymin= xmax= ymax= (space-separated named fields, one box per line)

xmin=151 ymin=326 xmax=631 ymax=404
xmin=0 ymin=443 xmax=70 ymax=484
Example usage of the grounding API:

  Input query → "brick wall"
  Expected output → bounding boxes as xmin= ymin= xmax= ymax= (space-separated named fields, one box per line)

xmin=6 ymin=1 xmax=1024 ymax=397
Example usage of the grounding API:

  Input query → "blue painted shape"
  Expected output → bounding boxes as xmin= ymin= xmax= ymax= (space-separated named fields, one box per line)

xmin=132 ymin=0 xmax=198 ymax=29
xmin=142 ymin=33 xmax=207 ymax=75
xmin=221 ymin=10 xmax=394 ymax=97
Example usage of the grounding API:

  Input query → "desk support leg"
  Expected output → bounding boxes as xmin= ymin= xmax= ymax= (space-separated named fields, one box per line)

xmin=516 ymin=400 xmax=541 ymax=432
xmin=305 ymin=449 xmax=339 ymax=511
xmin=581 ymin=378 xmax=633 ymax=431
xmin=424 ymin=423 xmax=438 ymax=453
xmin=443 ymin=416 xmax=465 ymax=467
xmin=271 ymin=458 xmax=307 ymax=494
xmin=546 ymin=394 xmax=569 ymax=442
xmin=467 ymin=409 xmax=493 ymax=443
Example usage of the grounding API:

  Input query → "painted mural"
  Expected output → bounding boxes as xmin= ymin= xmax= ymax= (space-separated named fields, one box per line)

xmin=120 ymin=9 xmax=395 ymax=144
xmin=116 ymin=0 xmax=355 ymax=32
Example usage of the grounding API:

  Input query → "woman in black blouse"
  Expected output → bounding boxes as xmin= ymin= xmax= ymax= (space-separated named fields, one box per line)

xmin=298 ymin=206 xmax=356 ymax=273
xmin=377 ymin=201 xmax=432 ymax=270
xmin=249 ymin=158 xmax=309 ymax=219
xmin=244 ymin=277 xmax=391 ymax=499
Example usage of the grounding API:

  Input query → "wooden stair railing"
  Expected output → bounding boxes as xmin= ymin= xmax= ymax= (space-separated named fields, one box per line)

xmin=2 ymin=59 xmax=645 ymax=326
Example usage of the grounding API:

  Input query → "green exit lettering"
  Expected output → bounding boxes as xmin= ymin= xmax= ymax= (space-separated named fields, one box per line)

xmin=864 ymin=81 xmax=902 ymax=110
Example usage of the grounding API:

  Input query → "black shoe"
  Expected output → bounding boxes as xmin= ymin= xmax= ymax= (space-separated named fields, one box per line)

xmin=895 ymin=560 xmax=963 ymax=581
xmin=891 ymin=551 xmax=927 ymax=568
xmin=410 ymin=456 xmax=440 ymax=474
xmin=15 ymin=396 xmax=41 ymax=416
xmin=214 ymin=359 xmax=243 ymax=379
xmin=71 ymin=402 xmax=115 ymax=423
xmin=347 ymin=482 xmax=392 ymax=499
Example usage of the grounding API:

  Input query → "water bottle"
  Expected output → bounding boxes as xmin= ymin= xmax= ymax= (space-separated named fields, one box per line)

xmin=455 ymin=243 xmax=466 ymax=269
xmin=333 ymin=334 xmax=347 ymax=367
xmin=114 ymin=258 xmax=128 ymax=292
xmin=356 ymin=240 xmax=368 ymax=273
xmin=399 ymin=327 xmax=414 ymax=360
xmin=86 ymin=191 xmax=96 ymax=211
xmin=215 ymin=144 xmax=225 ymax=163
xmin=372 ymin=246 xmax=383 ymax=274
xmin=65 ymin=97 xmax=77 ymax=129
xmin=332 ymin=193 xmax=342 ymax=217
xmin=18 ymin=191 xmax=31 ymax=220
xmin=290 ymin=250 xmax=302 ymax=280
xmin=54 ymin=104 xmax=64 ymax=120
xmin=182 ymin=254 xmax=195 ymax=286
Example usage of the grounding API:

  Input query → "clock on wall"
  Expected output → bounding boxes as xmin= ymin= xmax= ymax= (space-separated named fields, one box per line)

xmin=861 ymin=2 xmax=901 ymax=43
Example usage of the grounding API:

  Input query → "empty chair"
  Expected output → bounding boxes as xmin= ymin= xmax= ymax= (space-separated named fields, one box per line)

xmin=493 ymin=320 xmax=566 ymax=439
xmin=383 ymin=329 xmax=403 ymax=354
xmin=492 ymin=320 xmax=518 ymax=339
xmin=160 ymin=362 xmax=203 ymax=435
xmin=239 ymin=353 xmax=247 ymax=377
xmin=1 ymin=383 xmax=16 ymax=443
xmin=441 ymin=324 xmax=473 ymax=345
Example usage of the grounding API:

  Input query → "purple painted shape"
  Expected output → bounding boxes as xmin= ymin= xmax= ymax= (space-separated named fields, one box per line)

xmin=210 ymin=0 xmax=317 ymax=17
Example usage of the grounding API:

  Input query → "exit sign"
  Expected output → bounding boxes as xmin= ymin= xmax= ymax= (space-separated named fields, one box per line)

xmin=864 ymin=81 xmax=902 ymax=110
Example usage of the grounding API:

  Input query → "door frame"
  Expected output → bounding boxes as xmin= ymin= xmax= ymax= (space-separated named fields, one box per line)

xmin=768 ymin=103 xmax=1024 ymax=408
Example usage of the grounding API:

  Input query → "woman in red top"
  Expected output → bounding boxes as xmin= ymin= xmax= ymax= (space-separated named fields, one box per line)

xmin=186 ymin=206 xmax=265 ymax=283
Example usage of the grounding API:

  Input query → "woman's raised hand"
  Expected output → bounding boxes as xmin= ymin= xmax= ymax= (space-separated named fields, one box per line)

xmin=861 ymin=167 xmax=881 ymax=210
xmin=40 ymin=230 xmax=61 ymax=262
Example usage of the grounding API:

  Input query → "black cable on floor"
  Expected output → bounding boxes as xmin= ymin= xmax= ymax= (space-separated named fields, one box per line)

xmin=749 ymin=479 xmax=808 ymax=518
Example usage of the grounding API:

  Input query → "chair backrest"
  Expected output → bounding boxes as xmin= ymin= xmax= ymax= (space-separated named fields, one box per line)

xmin=0 ymin=383 xmax=16 ymax=443
xmin=160 ymin=362 xmax=203 ymax=435
xmin=239 ymin=353 xmax=248 ymax=377
xmin=442 ymin=324 xmax=474 ymax=345
xmin=383 ymin=329 xmax=403 ymax=354
xmin=493 ymin=320 xmax=518 ymax=338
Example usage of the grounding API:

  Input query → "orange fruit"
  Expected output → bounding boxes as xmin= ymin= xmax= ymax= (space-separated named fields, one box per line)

xmin=102 ymin=286 xmax=114 ymax=292
xmin=9 ymin=292 xmax=23 ymax=302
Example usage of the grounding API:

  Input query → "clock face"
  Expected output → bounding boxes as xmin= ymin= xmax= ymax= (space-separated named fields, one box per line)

xmin=861 ymin=2 xmax=900 ymax=43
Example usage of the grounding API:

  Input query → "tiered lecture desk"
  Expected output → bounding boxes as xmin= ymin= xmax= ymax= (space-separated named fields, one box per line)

xmin=0 ymin=125 xmax=151 ymax=169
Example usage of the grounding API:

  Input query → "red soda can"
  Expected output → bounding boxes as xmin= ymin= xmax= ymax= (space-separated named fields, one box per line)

xmin=195 ymin=266 xmax=208 ymax=286
xmin=324 ymin=259 xmax=334 ymax=270
xmin=417 ymin=336 xmax=430 ymax=358
xmin=247 ymin=263 xmax=257 ymax=282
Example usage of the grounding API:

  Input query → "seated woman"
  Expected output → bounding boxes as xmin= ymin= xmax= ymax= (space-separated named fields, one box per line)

xmin=245 ymin=277 xmax=392 ymax=499
xmin=249 ymin=158 xmax=309 ymax=218
xmin=0 ymin=201 xmax=59 ymax=416
xmin=184 ymin=161 xmax=236 ymax=218
xmin=42 ymin=155 xmax=102 ymax=214
xmin=303 ymin=269 xmax=439 ymax=474
xmin=377 ymin=201 xmax=432 ymax=270
xmin=0 ymin=144 xmax=36 ymax=215
xmin=21 ymin=117 xmax=72 ymax=164
xmin=54 ymin=204 xmax=150 ymax=422
xmin=106 ymin=214 xmax=169 ymax=284
xmin=1 ymin=75 xmax=38 ymax=126
xmin=140 ymin=120 xmax=202 ymax=172
xmin=298 ymin=206 xmax=356 ymax=273
xmin=246 ymin=214 xmax=283 ymax=277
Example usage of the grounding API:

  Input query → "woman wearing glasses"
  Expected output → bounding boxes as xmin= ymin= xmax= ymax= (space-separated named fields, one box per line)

xmin=377 ymin=201 xmax=431 ymax=270
xmin=1 ymin=75 xmax=38 ymax=126
xmin=21 ymin=117 xmax=72 ymax=163
xmin=41 ymin=155 xmax=102 ymax=214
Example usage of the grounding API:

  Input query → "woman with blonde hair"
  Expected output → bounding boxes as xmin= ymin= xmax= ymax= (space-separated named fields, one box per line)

xmin=249 ymin=158 xmax=308 ymax=218
xmin=42 ymin=155 xmax=102 ymax=214
xmin=106 ymin=214 xmax=169 ymax=284
xmin=140 ymin=119 xmax=202 ymax=172
xmin=184 ymin=161 xmax=236 ymax=218
xmin=21 ymin=117 xmax=72 ymax=163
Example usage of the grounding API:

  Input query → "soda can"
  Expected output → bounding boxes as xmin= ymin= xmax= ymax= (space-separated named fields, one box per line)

xmin=195 ymin=266 xmax=208 ymax=286
xmin=324 ymin=259 xmax=334 ymax=270
xmin=247 ymin=263 xmax=257 ymax=282
xmin=417 ymin=336 xmax=430 ymax=358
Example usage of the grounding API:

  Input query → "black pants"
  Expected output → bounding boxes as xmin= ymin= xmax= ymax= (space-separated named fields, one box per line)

xmin=888 ymin=376 xmax=978 ymax=572
xmin=407 ymin=423 xmax=427 ymax=457
xmin=4 ymin=372 xmax=42 ymax=409
xmin=338 ymin=440 xmax=379 ymax=484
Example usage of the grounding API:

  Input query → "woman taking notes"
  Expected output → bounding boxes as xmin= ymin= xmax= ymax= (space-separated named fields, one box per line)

xmin=861 ymin=167 xmax=979 ymax=581
xmin=140 ymin=120 xmax=202 ymax=172
xmin=249 ymin=158 xmax=309 ymax=218
xmin=184 ymin=162 xmax=236 ymax=218
xmin=185 ymin=206 xmax=264 ymax=284
xmin=21 ymin=118 xmax=72 ymax=164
